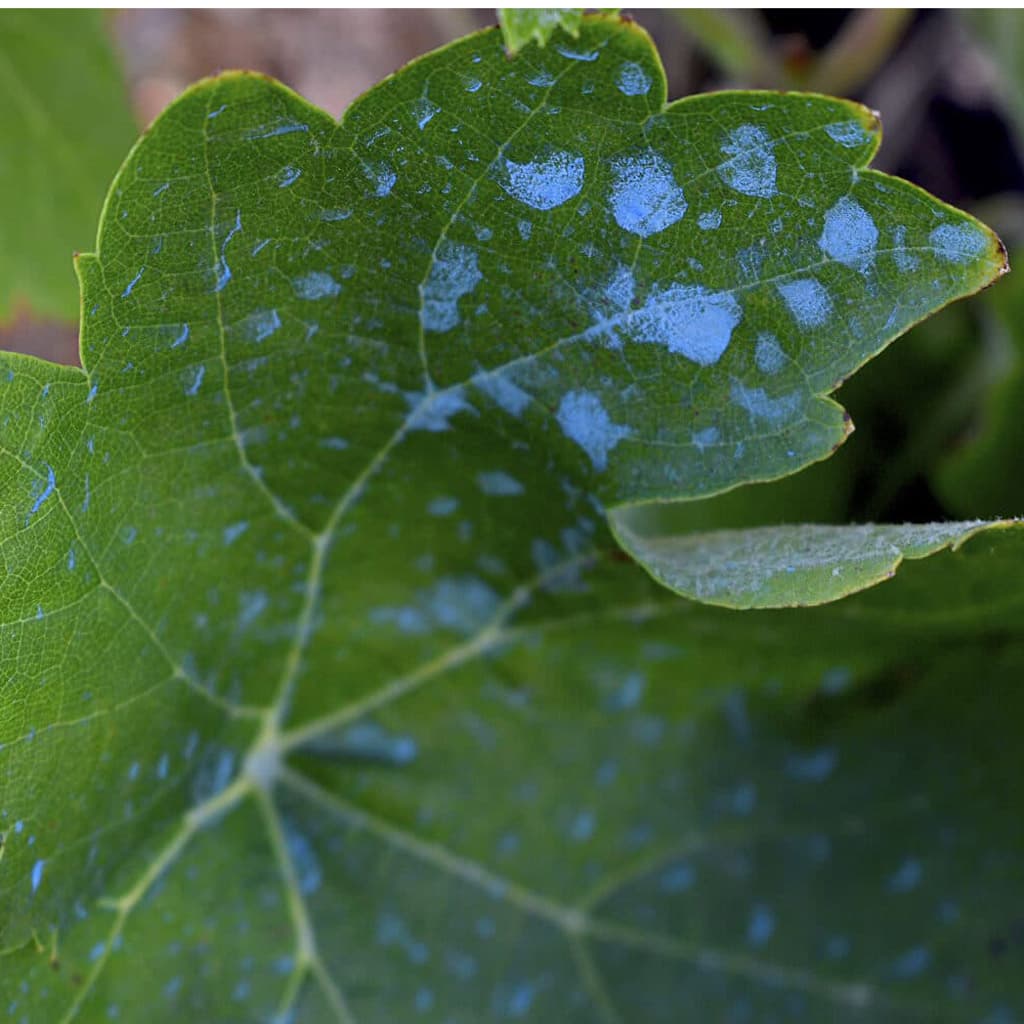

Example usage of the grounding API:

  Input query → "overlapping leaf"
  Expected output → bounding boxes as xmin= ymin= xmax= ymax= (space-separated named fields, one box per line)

xmin=1 ymin=16 xmax=1020 ymax=1022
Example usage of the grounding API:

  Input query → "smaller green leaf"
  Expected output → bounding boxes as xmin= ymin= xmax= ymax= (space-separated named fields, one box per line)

xmin=610 ymin=516 xmax=1019 ymax=608
xmin=499 ymin=8 xmax=585 ymax=53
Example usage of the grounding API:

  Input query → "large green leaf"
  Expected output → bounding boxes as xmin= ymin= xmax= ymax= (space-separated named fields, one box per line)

xmin=0 ymin=11 xmax=135 ymax=322
xmin=1 ymin=15 xmax=1017 ymax=1021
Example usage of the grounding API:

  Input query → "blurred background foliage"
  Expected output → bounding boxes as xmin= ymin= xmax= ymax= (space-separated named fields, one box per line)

xmin=4 ymin=7 xmax=1024 ymax=526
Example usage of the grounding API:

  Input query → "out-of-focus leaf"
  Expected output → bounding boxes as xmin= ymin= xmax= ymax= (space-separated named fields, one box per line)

xmin=967 ymin=10 xmax=1024 ymax=142
xmin=0 ymin=11 xmax=135 ymax=322
xmin=673 ymin=9 xmax=785 ymax=87
xmin=838 ymin=293 xmax=990 ymax=521
xmin=803 ymin=10 xmax=912 ymax=97
xmin=936 ymin=259 xmax=1024 ymax=517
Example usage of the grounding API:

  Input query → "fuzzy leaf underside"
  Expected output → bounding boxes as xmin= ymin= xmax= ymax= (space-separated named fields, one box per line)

xmin=610 ymin=516 xmax=1020 ymax=608
xmin=0 ymin=16 xmax=1020 ymax=1022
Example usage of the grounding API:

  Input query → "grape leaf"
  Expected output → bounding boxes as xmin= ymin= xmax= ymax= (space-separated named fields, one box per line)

xmin=499 ymin=9 xmax=586 ymax=54
xmin=0 ymin=11 xmax=135 ymax=322
xmin=1 ymin=15 xmax=1018 ymax=1021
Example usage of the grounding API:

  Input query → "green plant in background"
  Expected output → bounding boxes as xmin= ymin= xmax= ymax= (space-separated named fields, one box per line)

xmin=1 ymin=9 xmax=1022 ymax=1023
xmin=0 ymin=11 xmax=135 ymax=322
xmin=672 ymin=9 xmax=913 ymax=95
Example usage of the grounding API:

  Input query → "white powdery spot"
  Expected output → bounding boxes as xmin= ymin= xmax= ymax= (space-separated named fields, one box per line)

xmin=407 ymin=386 xmax=475 ymax=432
xmin=892 ymin=226 xmax=919 ymax=272
xmin=475 ymin=374 xmax=532 ymax=418
xmin=825 ymin=120 xmax=872 ymax=148
xmin=754 ymin=333 xmax=787 ymax=375
xmin=412 ymin=98 xmax=440 ymax=130
xmin=421 ymin=243 xmax=482 ymax=333
xmin=556 ymin=391 xmax=632 ymax=471
xmin=730 ymin=381 xmax=802 ymax=426
xmin=627 ymin=284 xmax=742 ymax=366
xmin=616 ymin=61 xmax=651 ymax=97
xmin=819 ymin=197 xmax=878 ymax=270
xmin=777 ymin=278 xmax=832 ymax=328
xmin=692 ymin=426 xmax=720 ymax=452
xmin=246 ymin=309 xmax=282 ymax=343
xmin=929 ymin=222 xmax=989 ymax=263
xmin=477 ymin=471 xmax=524 ymax=496
xmin=609 ymin=148 xmax=687 ymax=237
xmin=367 ymin=163 xmax=397 ymax=197
xmin=500 ymin=151 xmax=585 ymax=211
xmin=292 ymin=271 xmax=341 ymax=299
xmin=719 ymin=124 xmax=777 ymax=198
xmin=604 ymin=265 xmax=635 ymax=310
